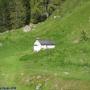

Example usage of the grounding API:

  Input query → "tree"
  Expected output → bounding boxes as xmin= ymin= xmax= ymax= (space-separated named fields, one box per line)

xmin=0 ymin=0 xmax=63 ymax=32
xmin=0 ymin=0 xmax=11 ymax=32
xmin=13 ymin=0 xmax=26 ymax=28
xmin=23 ymin=0 xmax=31 ymax=25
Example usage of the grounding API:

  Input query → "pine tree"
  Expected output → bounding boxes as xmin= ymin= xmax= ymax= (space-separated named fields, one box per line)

xmin=23 ymin=0 xmax=31 ymax=25
xmin=0 ymin=0 xmax=11 ymax=32
xmin=0 ymin=0 xmax=62 ymax=32
xmin=7 ymin=0 xmax=26 ymax=29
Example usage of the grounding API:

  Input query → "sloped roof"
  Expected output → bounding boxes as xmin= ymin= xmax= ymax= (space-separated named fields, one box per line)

xmin=38 ymin=40 xmax=55 ymax=45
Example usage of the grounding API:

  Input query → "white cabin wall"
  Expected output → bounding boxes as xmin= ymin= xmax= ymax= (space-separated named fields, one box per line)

xmin=41 ymin=45 xmax=55 ymax=49
xmin=34 ymin=46 xmax=41 ymax=52
xmin=46 ymin=45 xmax=55 ymax=49
xmin=34 ymin=40 xmax=41 ymax=46
xmin=34 ymin=40 xmax=41 ymax=52
xmin=41 ymin=45 xmax=47 ymax=49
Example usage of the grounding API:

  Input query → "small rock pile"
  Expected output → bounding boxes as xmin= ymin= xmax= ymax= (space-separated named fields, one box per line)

xmin=23 ymin=24 xmax=35 ymax=32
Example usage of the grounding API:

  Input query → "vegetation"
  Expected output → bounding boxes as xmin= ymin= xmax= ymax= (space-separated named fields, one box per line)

xmin=0 ymin=0 xmax=90 ymax=90
xmin=0 ymin=0 xmax=62 ymax=32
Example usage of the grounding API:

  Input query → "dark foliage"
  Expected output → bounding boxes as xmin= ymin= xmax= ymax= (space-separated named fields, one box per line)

xmin=0 ymin=0 xmax=62 ymax=32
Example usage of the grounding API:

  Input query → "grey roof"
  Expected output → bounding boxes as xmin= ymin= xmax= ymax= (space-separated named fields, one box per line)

xmin=38 ymin=40 xmax=55 ymax=45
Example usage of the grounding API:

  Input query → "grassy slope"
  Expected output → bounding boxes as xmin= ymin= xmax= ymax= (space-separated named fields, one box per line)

xmin=0 ymin=0 xmax=90 ymax=90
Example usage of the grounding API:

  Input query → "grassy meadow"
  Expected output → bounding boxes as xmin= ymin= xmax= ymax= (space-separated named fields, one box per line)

xmin=0 ymin=0 xmax=90 ymax=90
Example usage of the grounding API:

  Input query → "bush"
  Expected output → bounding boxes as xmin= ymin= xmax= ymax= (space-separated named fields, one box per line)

xmin=31 ymin=7 xmax=42 ymax=23
xmin=81 ymin=30 xmax=88 ymax=41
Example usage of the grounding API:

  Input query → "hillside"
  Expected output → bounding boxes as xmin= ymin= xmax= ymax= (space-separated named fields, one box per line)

xmin=0 ymin=0 xmax=90 ymax=90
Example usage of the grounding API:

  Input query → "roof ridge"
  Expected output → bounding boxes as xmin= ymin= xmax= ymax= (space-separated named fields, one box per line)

xmin=37 ymin=39 xmax=55 ymax=45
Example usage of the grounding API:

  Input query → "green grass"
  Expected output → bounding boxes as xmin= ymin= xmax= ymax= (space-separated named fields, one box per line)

xmin=0 ymin=0 xmax=90 ymax=90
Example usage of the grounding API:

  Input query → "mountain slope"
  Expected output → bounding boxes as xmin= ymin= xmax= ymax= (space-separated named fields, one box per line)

xmin=0 ymin=0 xmax=90 ymax=90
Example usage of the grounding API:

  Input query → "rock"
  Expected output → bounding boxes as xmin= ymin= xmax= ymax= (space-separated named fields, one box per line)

xmin=33 ymin=25 xmax=36 ymax=28
xmin=30 ymin=23 xmax=34 ymax=27
xmin=44 ymin=78 xmax=49 ymax=87
xmin=54 ymin=16 xmax=57 ymax=19
xmin=64 ymin=72 xmax=69 ymax=75
xmin=25 ymin=79 xmax=30 ymax=83
xmin=21 ymin=73 xmax=24 ymax=76
xmin=5 ymin=31 xmax=9 ymax=33
xmin=37 ymin=75 xmax=42 ymax=79
xmin=36 ymin=83 xmax=42 ymax=90
xmin=54 ymin=16 xmax=60 ymax=19
xmin=73 ymin=39 xmax=80 ymax=44
xmin=23 ymin=25 xmax=31 ymax=32
xmin=55 ymin=84 xmax=58 ymax=88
